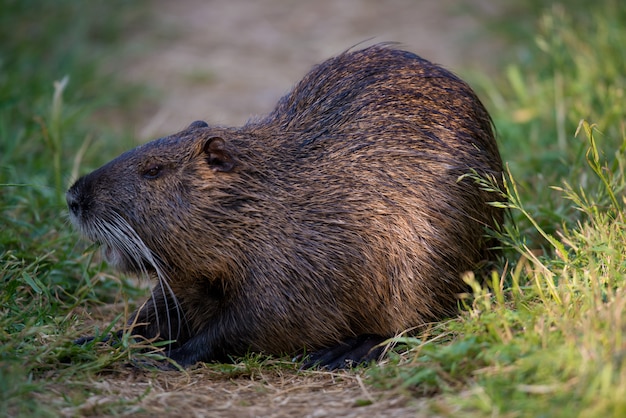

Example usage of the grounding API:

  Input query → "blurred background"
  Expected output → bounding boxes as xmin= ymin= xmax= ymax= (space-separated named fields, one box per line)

xmin=112 ymin=0 xmax=502 ymax=137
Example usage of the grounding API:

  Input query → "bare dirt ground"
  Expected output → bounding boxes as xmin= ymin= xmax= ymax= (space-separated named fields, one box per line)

xmin=93 ymin=0 xmax=503 ymax=416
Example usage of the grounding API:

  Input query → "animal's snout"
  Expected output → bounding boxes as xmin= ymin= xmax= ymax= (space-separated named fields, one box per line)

xmin=66 ymin=176 xmax=91 ymax=220
xmin=66 ymin=188 xmax=80 ymax=216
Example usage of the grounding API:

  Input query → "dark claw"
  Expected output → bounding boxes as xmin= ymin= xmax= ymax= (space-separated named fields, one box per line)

xmin=74 ymin=335 xmax=96 ymax=345
xmin=74 ymin=330 xmax=123 ymax=346
xmin=302 ymin=334 xmax=387 ymax=370
xmin=128 ymin=356 xmax=183 ymax=371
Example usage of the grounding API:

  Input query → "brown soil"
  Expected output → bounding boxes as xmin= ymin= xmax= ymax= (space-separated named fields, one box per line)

xmin=89 ymin=0 xmax=503 ymax=415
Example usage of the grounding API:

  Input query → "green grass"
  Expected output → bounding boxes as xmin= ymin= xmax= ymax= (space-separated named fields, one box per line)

xmin=1 ymin=0 xmax=625 ymax=416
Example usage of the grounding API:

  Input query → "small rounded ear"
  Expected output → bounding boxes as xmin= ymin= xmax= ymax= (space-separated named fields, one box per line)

xmin=203 ymin=137 xmax=235 ymax=172
xmin=188 ymin=120 xmax=209 ymax=129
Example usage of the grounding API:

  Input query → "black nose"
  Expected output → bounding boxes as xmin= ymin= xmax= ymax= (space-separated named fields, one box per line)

xmin=66 ymin=176 xmax=90 ymax=217
xmin=66 ymin=188 xmax=80 ymax=215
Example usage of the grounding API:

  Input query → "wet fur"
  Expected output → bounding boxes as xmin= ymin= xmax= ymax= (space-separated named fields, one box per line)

xmin=67 ymin=45 xmax=504 ymax=368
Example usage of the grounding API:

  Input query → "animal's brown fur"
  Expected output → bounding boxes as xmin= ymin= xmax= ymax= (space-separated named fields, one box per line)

xmin=67 ymin=45 xmax=503 ymax=368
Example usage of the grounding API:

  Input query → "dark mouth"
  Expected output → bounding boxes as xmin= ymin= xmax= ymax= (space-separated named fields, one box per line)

xmin=100 ymin=243 xmax=116 ymax=262
xmin=100 ymin=242 xmax=124 ymax=268
xmin=72 ymin=215 xmax=159 ymax=276
xmin=98 ymin=243 xmax=156 ymax=275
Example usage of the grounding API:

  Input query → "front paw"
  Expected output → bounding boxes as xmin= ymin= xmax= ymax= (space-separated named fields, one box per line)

xmin=74 ymin=330 xmax=124 ymax=346
xmin=128 ymin=355 xmax=185 ymax=371
xmin=165 ymin=346 xmax=203 ymax=369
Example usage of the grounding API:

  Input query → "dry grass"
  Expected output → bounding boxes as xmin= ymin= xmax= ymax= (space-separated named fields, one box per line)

xmin=40 ymin=358 xmax=427 ymax=417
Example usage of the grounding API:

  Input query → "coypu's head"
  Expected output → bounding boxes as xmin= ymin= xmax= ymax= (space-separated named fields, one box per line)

xmin=66 ymin=120 xmax=237 ymax=277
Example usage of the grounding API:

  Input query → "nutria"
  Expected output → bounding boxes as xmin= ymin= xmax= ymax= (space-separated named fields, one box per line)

xmin=67 ymin=44 xmax=503 ymax=369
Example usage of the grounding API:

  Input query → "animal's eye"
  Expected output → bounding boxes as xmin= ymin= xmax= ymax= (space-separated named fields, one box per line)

xmin=142 ymin=165 xmax=163 ymax=179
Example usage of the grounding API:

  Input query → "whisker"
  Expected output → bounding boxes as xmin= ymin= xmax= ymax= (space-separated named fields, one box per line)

xmin=95 ymin=210 xmax=190 ymax=343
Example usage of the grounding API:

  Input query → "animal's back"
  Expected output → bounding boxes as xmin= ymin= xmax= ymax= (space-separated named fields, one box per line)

xmin=232 ymin=45 xmax=503 ymax=355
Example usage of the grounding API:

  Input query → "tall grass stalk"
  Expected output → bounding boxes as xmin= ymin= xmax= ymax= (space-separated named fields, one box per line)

xmin=50 ymin=76 xmax=69 ymax=203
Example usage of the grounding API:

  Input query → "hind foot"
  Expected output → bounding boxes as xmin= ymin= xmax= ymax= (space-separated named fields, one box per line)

xmin=302 ymin=334 xmax=387 ymax=370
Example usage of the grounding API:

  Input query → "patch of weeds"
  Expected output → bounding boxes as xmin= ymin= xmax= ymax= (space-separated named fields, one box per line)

xmin=201 ymin=353 xmax=299 ymax=380
xmin=472 ymin=0 xmax=626 ymax=248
